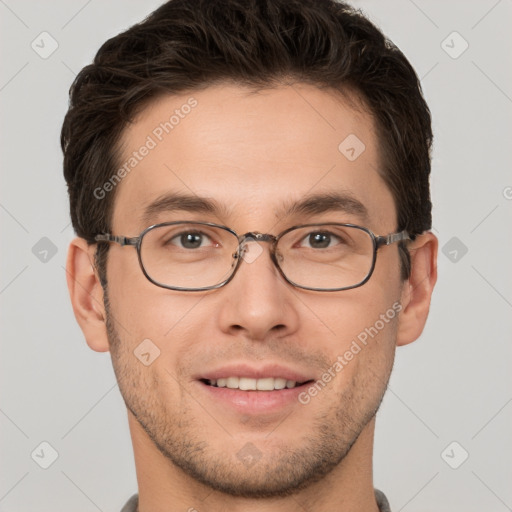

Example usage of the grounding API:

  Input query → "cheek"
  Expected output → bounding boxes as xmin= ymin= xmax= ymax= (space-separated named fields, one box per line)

xmin=106 ymin=248 xmax=199 ymax=338
xmin=309 ymin=296 xmax=398 ymax=398
xmin=301 ymin=288 xmax=400 ymax=342
xmin=299 ymin=289 xmax=400 ymax=378
xmin=105 ymin=278 xmax=218 ymax=384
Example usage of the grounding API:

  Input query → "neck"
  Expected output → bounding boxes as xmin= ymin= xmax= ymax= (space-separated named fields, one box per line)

xmin=128 ymin=412 xmax=380 ymax=512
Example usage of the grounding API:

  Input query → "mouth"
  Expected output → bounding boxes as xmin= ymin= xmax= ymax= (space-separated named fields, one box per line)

xmin=201 ymin=376 xmax=313 ymax=391
xmin=195 ymin=363 xmax=316 ymax=413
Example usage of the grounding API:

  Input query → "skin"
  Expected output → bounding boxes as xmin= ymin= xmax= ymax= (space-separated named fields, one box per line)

xmin=66 ymin=83 xmax=437 ymax=511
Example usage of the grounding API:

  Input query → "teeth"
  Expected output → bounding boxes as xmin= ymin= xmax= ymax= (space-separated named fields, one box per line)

xmin=239 ymin=377 xmax=256 ymax=390
xmin=256 ymin=377 xmax=274 ymax=391
xmin=208 ymin=377 xmax=299 ymax=390
xmin=274 ymin=378 xmax=287 ymax=390
xmin=226 ymin=377 xmax=239 ymax=389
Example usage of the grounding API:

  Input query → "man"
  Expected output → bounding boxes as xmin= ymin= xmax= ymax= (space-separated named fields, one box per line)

xmin=62 ymin=0 xmax=437 ymax=510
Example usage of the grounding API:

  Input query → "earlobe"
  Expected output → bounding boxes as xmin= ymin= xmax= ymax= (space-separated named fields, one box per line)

xmin=396 ymin=232 xmax=438 ymax=347
xmin=65 ymin=238 xmax=110 ymax=352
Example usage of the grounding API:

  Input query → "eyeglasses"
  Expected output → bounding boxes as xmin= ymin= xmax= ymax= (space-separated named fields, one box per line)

xmin=94 ymin=221 xmax=410 ymax=292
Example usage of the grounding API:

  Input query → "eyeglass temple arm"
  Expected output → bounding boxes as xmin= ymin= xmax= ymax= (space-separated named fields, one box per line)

xmin=94 ymin=234 xmax=139 ymax=246
xmin=375 ymin=230 xmax=411 ymax=249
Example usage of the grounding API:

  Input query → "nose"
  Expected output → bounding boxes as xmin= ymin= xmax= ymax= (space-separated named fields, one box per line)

xmin=216 ymin=238 xmax=299 ymax=341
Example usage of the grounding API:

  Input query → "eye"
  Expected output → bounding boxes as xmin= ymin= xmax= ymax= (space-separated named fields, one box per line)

xmin=300 ymin=231 xmax=343 ymax=249
xmin=169 ymin=231 xmax=213 ymax=249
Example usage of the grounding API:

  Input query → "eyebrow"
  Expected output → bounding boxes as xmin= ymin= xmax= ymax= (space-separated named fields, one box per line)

xmin=140 ymin=191 xmax=368 ymax=226
xmin=279 ymin=192 xmax=368 ymax=221
xmin=140 ymin=193 xmax=231 ymax=226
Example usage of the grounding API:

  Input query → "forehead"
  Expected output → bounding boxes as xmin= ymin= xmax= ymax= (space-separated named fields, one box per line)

xmin=112 ymin=83 xmax=396 ymax=233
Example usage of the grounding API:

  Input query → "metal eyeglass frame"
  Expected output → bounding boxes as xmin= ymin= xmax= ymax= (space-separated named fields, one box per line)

xmin=94 ymin=221 xmax=411 ymax=292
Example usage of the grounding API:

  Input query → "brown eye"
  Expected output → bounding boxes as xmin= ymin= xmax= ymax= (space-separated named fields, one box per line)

xmin=308 ymin=232 xmax=332 ymax=248
xmin=300 ymin=231 xmax=343 ymax=249
xmin=175 ymin=232 xmax=205 ymax=249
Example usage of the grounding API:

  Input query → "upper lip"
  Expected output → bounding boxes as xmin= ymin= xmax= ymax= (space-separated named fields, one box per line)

xmin=197 ymin=363 xmax=314 ymax=383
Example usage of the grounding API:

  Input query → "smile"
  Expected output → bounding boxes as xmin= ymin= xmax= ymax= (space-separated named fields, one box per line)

xmin=205 ymin=377 xmax=309 ymax=390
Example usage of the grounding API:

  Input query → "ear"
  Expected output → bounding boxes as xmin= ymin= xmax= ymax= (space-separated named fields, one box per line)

xmin=396 ymin=232 xmax=438 ymax=346
xmin=65 ymin=238 xmax=110 ymax=352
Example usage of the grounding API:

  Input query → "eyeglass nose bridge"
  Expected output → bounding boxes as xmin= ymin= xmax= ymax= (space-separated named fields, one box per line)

xmin=234 ymin=231 xmax=279 ymax=260
xmin=239 ymin=232 xmax=277 ymax=244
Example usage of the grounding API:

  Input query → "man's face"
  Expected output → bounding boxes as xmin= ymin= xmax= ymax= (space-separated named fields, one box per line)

xmin=105 ymin=83 xmax=404 ymax=497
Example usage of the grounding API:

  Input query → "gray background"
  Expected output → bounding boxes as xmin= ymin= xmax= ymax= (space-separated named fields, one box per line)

xmin=1 ymin=0 xmax=511 ymax=510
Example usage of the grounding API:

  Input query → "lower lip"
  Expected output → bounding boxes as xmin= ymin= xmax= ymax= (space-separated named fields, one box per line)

xmin=197 ymin=381 xmax=311 ymax=414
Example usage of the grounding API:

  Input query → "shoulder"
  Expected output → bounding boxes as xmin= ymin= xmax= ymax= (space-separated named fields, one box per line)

xmin=120 ymin=494 xmax=139 ymax=512
xmin=375 ymin=488 xmax=392 ymax=512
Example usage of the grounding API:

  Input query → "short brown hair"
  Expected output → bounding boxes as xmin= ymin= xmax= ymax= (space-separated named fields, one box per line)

xmin=61 ymin=0 xmax=433 ymax=284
